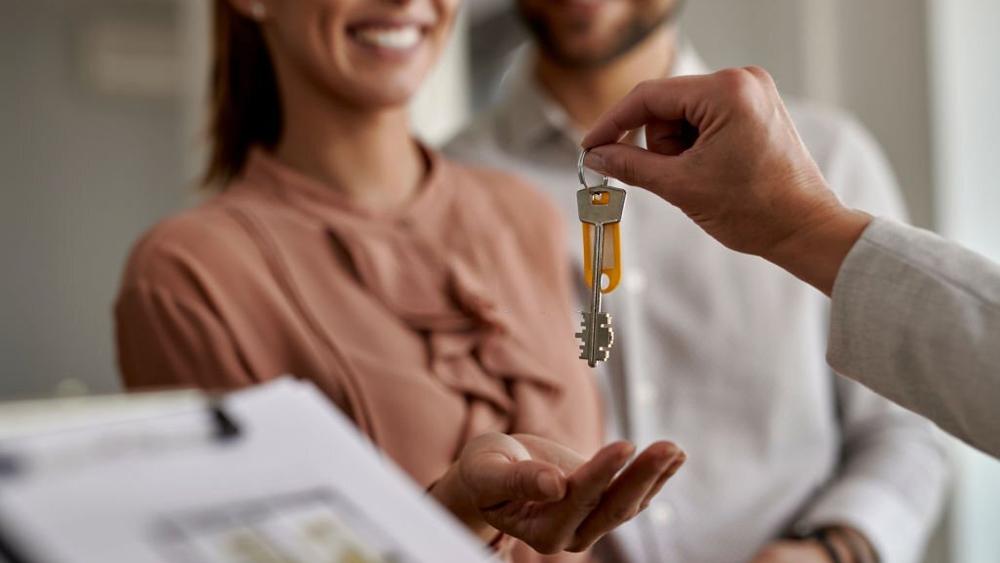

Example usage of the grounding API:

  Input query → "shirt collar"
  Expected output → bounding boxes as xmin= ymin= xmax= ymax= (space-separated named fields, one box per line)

xmin=493 ymin=40 xmax=712 ymax=152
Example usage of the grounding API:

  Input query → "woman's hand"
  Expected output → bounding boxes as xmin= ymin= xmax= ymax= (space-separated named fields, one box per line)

xmin=429 ymin=433 xmax=685 ymax=554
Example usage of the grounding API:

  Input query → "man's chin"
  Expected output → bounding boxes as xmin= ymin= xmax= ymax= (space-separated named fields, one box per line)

xmin=543 ymin=42 xmax=624 ymax=69
xmin=522 ymin=0 xmax=685 ymax=70
xmin=538 ymin=28 xmax=660 ymax=70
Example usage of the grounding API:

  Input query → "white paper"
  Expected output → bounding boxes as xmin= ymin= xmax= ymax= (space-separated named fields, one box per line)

xmin=0 ymin=379 xmax=494 ymax=563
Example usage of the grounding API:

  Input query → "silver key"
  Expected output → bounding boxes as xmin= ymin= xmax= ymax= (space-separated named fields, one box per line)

xmin=575 ymin=150 xmax=626 ymax=367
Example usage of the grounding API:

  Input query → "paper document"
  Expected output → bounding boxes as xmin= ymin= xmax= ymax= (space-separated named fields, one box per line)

xmin=0 ymin=379 xmax=493 ymax=563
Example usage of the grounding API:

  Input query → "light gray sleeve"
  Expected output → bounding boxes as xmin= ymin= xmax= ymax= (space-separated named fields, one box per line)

xmin=829 ymin=217 xmax=1000 ymax=458
xmin=794 ymin=113 xmax=948 ymax=563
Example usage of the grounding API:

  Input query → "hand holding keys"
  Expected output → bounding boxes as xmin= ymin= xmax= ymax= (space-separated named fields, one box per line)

xmin=576 ymin=150 xmax=627 ymax=367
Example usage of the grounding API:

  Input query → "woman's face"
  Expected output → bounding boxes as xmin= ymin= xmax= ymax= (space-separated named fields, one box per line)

xmin=243 ymin=0 xmax=458 ymax=109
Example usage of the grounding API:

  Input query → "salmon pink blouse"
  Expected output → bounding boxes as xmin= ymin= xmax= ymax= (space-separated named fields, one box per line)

xmin=115 ymin=147 xmax=604 ymax=563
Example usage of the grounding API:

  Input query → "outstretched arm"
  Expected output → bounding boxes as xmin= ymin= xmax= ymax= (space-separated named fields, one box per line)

xmin=580 ymin=67 xmax=1000 ymax=458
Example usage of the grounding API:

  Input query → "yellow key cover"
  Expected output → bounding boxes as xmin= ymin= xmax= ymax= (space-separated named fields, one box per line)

xmin=581 ymin=222 xmax=622 ymax=293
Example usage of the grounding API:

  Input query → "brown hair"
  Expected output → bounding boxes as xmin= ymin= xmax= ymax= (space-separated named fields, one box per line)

xmin=203 ymin=0 xmax=282 ymax=188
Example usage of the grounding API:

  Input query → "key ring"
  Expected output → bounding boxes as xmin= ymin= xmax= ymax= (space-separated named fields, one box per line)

xmin=578 ymin=149 xmax=610 ymax=189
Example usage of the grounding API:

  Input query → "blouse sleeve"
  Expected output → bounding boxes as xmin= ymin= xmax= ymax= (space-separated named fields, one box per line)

xmin=116 ymin=282 xmax=255 ymax=392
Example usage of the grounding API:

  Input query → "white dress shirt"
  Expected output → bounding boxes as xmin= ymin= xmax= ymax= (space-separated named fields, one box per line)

xmin=446 ymin=46 xmax=948 ymax=563
xmin=830 ymin=217 xmax=1000 ymax=458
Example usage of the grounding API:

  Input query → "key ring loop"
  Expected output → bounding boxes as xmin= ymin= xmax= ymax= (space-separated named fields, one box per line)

xmin=578 ymin=149 xmax=609 ymax=189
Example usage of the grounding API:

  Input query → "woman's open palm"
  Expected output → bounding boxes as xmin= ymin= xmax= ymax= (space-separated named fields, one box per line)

xmin=457 ymin=433 xmax=685 ymax=554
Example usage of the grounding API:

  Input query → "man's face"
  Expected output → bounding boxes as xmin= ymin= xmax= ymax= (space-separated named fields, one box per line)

xmin=518 ymin=0 xmax=681 ymax=68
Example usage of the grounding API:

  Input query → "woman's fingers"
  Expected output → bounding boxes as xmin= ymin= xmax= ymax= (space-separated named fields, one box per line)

xmin=568 ymin=442 xmax=682 ymax=551
xmin=639 ymin=450 xmax=686 ymax=510
xmin=560 ymin=442 xmax=635 ymax=522
xmin=458 ymin=434 xmax=685 ymax=556
xmin=500 ymin=442 xmax=635 ymax=555
xmin=511 ymin=433 xmax=588 ymax=474
xmin=463 ymin=453 xmax=567 ymax=508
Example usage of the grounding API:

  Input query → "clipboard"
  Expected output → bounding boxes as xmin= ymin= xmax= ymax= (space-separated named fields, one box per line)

xmin=0 ymin=379 xmax=494 ymax=563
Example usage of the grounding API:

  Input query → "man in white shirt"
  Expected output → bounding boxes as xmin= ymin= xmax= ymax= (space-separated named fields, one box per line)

xmin=446 ymin=2 xmax=948 ymax=562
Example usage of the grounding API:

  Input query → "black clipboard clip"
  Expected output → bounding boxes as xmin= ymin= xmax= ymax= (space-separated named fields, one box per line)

xmin=207 ymin=397 xmax=242 ymax=443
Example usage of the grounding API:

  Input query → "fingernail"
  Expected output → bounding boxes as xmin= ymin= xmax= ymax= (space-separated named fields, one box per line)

xmin=585 ymin=149 xmax=606 ymax=173
xmin=665 ymin=455 xmax=686 ymax=476
xmin=538 ymin=471 xmax=563 ymax=499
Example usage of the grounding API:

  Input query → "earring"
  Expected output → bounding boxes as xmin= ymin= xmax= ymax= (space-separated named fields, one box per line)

xmin=249 ymin=1 xmax=267 ymax=20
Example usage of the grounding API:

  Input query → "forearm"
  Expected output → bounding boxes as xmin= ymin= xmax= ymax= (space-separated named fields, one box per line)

xmin=827 ymin=217 xmax=1000 ymax=457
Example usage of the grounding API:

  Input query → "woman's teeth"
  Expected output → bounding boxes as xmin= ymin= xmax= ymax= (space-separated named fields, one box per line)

xmin=354 ymin=26 xmax=422 ymax=50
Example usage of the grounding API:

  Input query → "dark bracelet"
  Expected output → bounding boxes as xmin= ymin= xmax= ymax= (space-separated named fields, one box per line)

xmin=827 ymin=527 xmax=878 ymax=563
xmin=796 ymin=528 xmax=843 ymax=563
xmin=817 ymin=529 xmax=845 ymax=563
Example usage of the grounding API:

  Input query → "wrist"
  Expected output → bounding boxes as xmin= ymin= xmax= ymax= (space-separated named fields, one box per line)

xmin=428 ymin=462 xmax=497 ymax=541
xmin=793 ymin=526 xmax=877 ymax=563
xmin=763 ymin=205 xmax=873 ymax=297
xmin=826 ymin=526 xmax=879 ymax=563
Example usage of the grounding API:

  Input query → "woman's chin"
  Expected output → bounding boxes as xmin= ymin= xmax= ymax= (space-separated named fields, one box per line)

xmin=341 ymin=81 xmax=421 ymax=110
xmin=342 ymin=62 xmax=430 ymax=103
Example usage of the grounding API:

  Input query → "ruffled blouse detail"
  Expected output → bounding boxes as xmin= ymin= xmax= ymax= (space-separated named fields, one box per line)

xmin=240 ymin=148 xmax=563 ymax=434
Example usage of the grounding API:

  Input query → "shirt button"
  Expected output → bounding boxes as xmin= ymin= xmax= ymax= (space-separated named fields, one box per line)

xmin=649 ymin=502 xmax=675 ymax=526
xmin=625 ymin=270 xmax=648 ymax=293
xmin=636 ymin=380 xmax=658 ymax=407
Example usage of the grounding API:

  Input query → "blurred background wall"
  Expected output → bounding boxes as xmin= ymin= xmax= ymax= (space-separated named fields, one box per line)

xmin=1 ymin=0 xmax=998 ymax=561
xmin=1 ymin=0 xmax=190 ymax=399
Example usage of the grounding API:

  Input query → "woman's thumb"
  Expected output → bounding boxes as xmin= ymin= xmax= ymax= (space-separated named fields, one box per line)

xmin=467 ymin=455 xmax=566 ymax=507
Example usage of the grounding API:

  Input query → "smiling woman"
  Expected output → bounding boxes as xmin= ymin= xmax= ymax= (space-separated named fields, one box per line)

xmin=204 ymin=0 xmax=451 ymax=186
xmin=113 ymin=0 xmax=685 ymax=561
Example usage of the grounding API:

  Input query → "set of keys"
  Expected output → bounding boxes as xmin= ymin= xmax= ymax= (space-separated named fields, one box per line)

xmin=575 ymin=149 xmax=626 ymax=367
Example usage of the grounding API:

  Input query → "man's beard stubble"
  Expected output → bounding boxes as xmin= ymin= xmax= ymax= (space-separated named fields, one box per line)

xmin=518 ymin=0 xmax=686 ymax=70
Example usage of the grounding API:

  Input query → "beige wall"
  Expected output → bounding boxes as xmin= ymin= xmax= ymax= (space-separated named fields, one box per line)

xmin=0 ymin=0 xmax=189 ymax=399
xmin=682 ymin=0 xmax=936 ymax=228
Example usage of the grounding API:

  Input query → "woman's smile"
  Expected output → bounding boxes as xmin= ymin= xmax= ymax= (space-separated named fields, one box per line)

xmin=349 ymin=22 xmax=426 ymax=52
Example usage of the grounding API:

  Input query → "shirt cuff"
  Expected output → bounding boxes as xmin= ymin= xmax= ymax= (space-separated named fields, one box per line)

xmin=826 ymin=217 xmax=911 ymax=387
xmin=794 ymin=478 xmax=926 ymax=563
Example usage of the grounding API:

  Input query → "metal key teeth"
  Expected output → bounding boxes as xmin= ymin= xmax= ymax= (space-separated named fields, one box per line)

xmin=576 ymin=312 xmax=615 ymax=361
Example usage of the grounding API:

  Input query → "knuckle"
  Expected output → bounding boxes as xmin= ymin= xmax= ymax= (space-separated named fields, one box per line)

xmin=742 ymin=65 xmax=773 ymax=83
xmin=717 ymin=67 xmax=759 ymax=103
xmin=633 ymin=79 xmax=657 ymax=98
xmin=570 ymin=491 xmax=603 ymax=513
xmin=610 ymin=505 xmax=635 ymax=523
xmin=715 ymin=67 xmax=747 ymax=87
